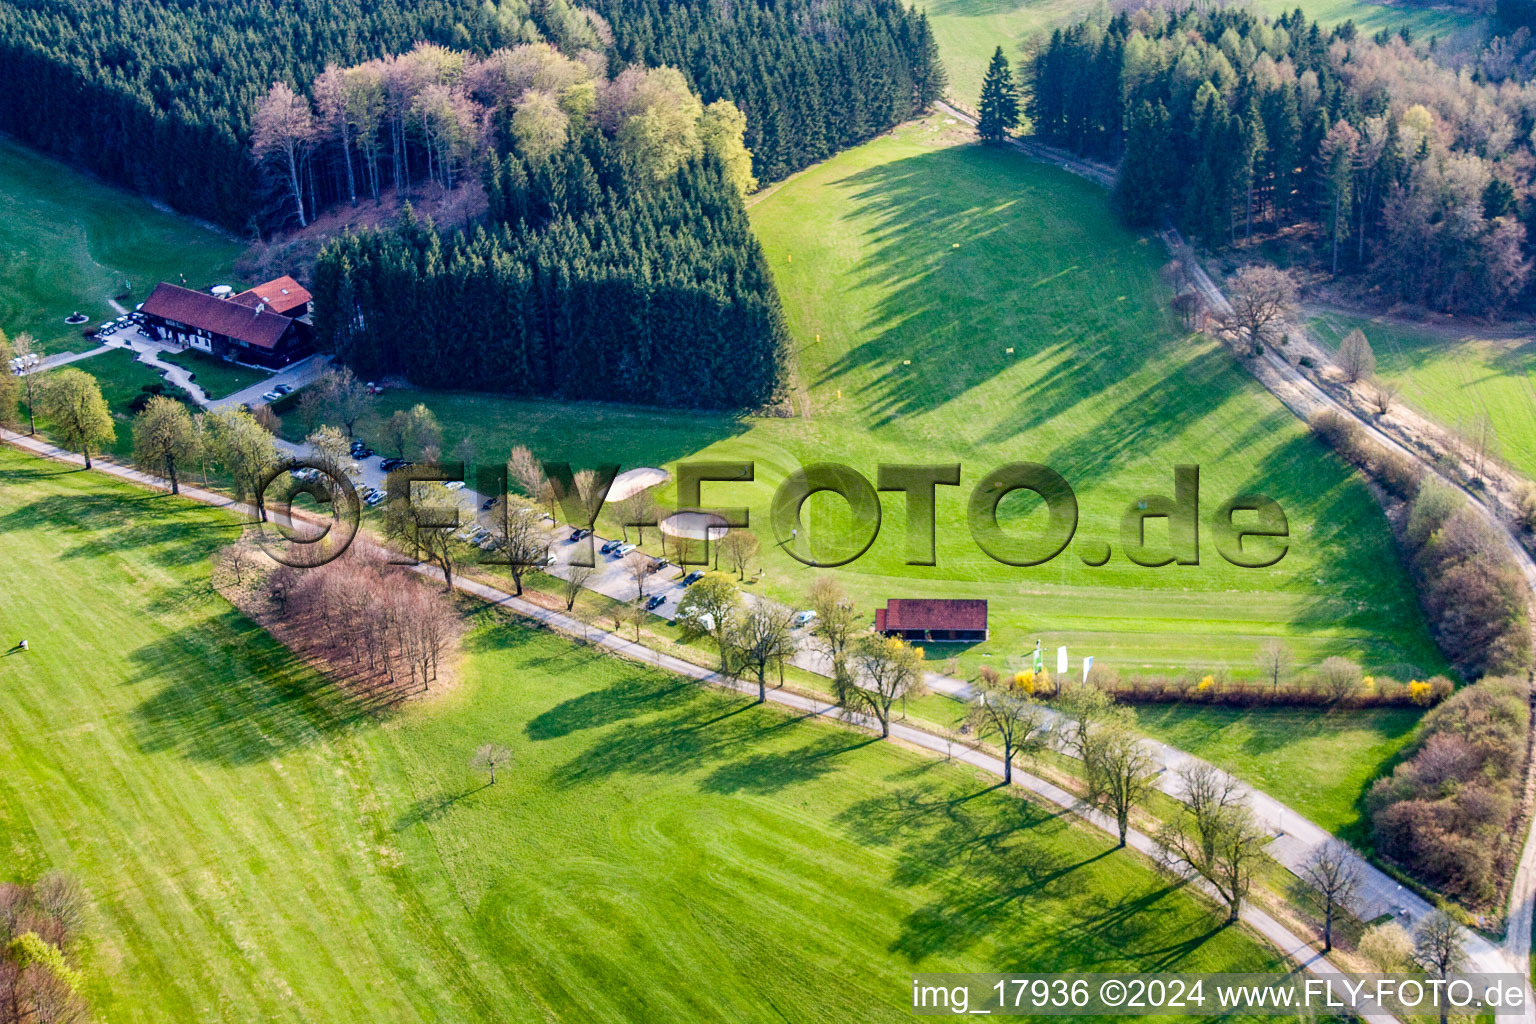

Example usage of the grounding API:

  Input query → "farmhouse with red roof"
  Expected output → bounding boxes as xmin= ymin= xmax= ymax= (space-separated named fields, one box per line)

xmin=141 ymin=280 xmax=313 ymax=368
xmin=873 ymin=599 xmax=989 ymax=643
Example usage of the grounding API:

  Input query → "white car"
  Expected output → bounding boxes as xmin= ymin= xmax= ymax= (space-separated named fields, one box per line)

xmin=793 ymin=610 xmax=817 ymax=628
xmin=444 ymin=481 xmax=465 ymax=491
xmin=261 ymin=391 xmax=282 ymax=403
xmin=613 ymin=542 xmax=636 ymax=557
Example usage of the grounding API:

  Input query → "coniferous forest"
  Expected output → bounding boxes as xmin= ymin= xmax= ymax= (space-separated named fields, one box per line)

xmin=311 ymin=135 xmax=789 ymax=409
xmin=1030 ymin=8 xmax=1536 ymax=314
xmin=0 ymin=0 xmax=941 ymax=231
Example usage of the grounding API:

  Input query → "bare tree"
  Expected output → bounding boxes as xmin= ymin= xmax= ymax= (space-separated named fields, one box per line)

xmin=322 ymin=367 xmax=373 ymax=438
xmin=1222 ymin=266 xmax=1298 ymax=356
xmin=663 ymin=529 xmax=696 ymax=570
xmin=252 ymin=81 xmax=317 ymax=228
xmin=561 ymin=564 xmax=595 ymax=611
xmin=221 ymin=543 xmax=260 ymax=586
xmin=1255 ymin=639 xmax=1294 ymax=695
xmin=1158 ymin=765 xmax=1264 ymax=923
xmin=807 ymin=576 xmax=860 ymax=678
xmin=382 ymin=482 xmax=460 ymax=591
xmin=570 ymin=468 xmax=609 ymax=529
xmin=489 ymin=495 xmax=551 ymax=596
xmin=718 ymin=529 xmax=760 ymax=580
xmin=1315 ymin=656 xmax=1361 ymax=702
xmin=728 ymin=603 xmax=799 ymax=703
xmin=1083 ymin=720 xmax=1158 ymax=848
xmin=624 ymin=551 xmax=658 ymax=598
xmin=1336 ymin=328 xmax=1376 ymax=383
xmin=965 ymin=673 xmax=1045 ymax=784
xmin=12 ymin=333 xmax=41 ymax=435
xmin=470 ymin=743 xmax=513 ymax=785
xmin=508 ymin=445 xmax=555 ymax=518
xmin=1295 ymin=841 xmax=1361 ymax=953
xmin=1460 ymin=413 xmax=1499 ymax=482
xmin=839 ymin=634 xmax=926 ymax=738
xmin=1371 ymin=380 xmax=1400 ymax=416
xmin=613 ymin=487 xmax=660 ymax=544
xmin=1413 ymin=912 xmax=1465 ymax=1024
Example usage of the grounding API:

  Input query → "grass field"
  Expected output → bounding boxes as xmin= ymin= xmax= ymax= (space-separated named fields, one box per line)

xmin=1132 ymin=704 xmax=1421 ymax=844
xmin=0 ymin=137 xmax=244 ymax=356
xmin=928 ymin=0 xmax=1483 ymax=111
xmin=0 ymin=446 xmax=1285 ymax=1021
xmin=160 ymin=348 xmax=271 ymax=400
xmin=298 ymin=117 xmax=1446 ymax=682
xmin=1309 ymin=307 xmax=1536 ymax=482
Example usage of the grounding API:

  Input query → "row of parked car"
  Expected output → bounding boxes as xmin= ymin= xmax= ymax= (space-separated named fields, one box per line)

xmin=259 ymin=382 xmax=295 ymax=403
xmin=94 ymin=312 xmax=144 ymax=337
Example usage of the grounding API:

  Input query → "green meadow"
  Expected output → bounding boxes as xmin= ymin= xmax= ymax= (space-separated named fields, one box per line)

xmin=0 ymin=446 xmax=1285 ymax=1021
xmin=1310 ymin=306 xmax=1536 ymax=482
xmin=926 ymin=0 xmax=1483 ymax=107
xmin=298 ymin=116 xmax=1446 ymax=681
xmin=0 ymin=136 xmax=243 ymax=356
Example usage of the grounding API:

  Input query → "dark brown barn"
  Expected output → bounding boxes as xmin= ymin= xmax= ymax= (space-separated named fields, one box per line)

xmin=874 ymin=599 xmax=989 ymax=643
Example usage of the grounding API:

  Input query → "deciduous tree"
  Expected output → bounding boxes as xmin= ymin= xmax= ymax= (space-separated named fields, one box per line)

xmin=132 ymin=395 xmax=200 ymax=493
xmin=839 ymin=634 xmax=926 ymax=738
xmin=1295 ymin=841 xmax=1360 ymax=953
xmin=964 ymin=672 xmax=1044 ymax=784
xmin=37 ymin=368 xmax=114 ymax=469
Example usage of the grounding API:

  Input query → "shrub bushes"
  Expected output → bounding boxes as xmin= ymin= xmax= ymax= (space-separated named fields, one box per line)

xmin=1308 ymin=409 xmax=1423 ymax=501
xmin=1404 ymin=480 xmax=1532 ymax=680
xmin=1078 ymin=663 xmax=1452 ymax=709
xmin=1368 ymin=676 xmax=1530 ymax=903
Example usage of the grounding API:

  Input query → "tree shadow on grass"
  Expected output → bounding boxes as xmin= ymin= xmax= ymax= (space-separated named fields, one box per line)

xmin=835 ymin=782 xmax=1244 ymax=969
xmin=540 ymin=673 xmax=880 ymax=798
xmin=128 ymin=606 xmax=384 ymax=766
xmin=394 ymin=785 xmax=488 ymax=832
xmin=0 ymin=491 xmax=238 ymax=568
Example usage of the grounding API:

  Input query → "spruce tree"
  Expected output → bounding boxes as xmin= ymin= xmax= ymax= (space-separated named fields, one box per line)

xmin=976 ymin=46 xmax=1019 ymax=142
xmin=1112 ymin=101 xmax=1173 ymax=226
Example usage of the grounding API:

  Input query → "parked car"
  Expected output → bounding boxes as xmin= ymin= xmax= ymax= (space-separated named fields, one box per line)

xmin=568 ymin=528 xmax=589 ymax=542
xmin=273 ymin=383 xmax=293 ymax=395
xmin=614 ymin=543 xmax=636 ymax=557
xmin=646 ymin=594 xmax=666 ymax=610
xmin=481 ymin=496 xmax=498 ymax=510
xmin=653 ymin=558 xmax=670 ymax=571
xmin=682 ymin=571 xmax=705 ymax=586
xmin=793 ymin=610 xmax=818 ymax=628
xmin=261 ymin=391 xmax=281 ymax=403
xmin=444 ymin=481 xmax=465 ymax=491
xmin=600 ymin=539 xmax=620 ymax=554
xmin=364 ymin=492 xmax=385 ymax=507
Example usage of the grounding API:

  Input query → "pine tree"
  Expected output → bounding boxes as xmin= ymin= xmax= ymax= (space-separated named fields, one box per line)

xmin=1112 ymin=101 xmax=1173 ymax=226
xmin=976 ymin=46 xmax=1019 ymax=143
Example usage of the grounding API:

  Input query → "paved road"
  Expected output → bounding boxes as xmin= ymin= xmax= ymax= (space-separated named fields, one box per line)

xmin=0 ymin=426 xmax=1405 ymax=1022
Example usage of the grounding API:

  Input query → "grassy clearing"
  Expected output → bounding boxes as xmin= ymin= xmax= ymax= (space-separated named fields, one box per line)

xmin=1309 ymin=306 xmax=1536 ymax=482
xmin=1131 ymin=704 xmax=1421 ymax=845
xmin=0 ymin=137 xmax=244 ymax=356
xmin=299 ymin=116 xmax=1446 ymax=682
xmin=160 ymin=348 xmax=271 ymax=400
xmin=927 ymin=0 xmax=1482 ymax=107
xmin=0 ymin=445 xmax=1285 ymax=1021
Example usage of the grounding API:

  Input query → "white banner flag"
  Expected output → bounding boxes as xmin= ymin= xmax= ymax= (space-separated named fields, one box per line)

xmin=1057 ymin=646 xmax=1068 ymax=675
xmin=1082 ymin=656 xmax=1093 ymax=685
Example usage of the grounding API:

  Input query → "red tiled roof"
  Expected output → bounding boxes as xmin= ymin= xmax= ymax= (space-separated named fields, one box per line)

xmin=231 ymin=275 xmax=312 ymax=316
xmin=879 ymin=599 xmax=988 ymax=632
xmin=142 ymin=283 xmax=293 ymax=350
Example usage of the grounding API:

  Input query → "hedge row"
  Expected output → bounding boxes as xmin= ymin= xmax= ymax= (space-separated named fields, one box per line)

xmin=1368 ymin=677 xmax=1531 ymax=903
